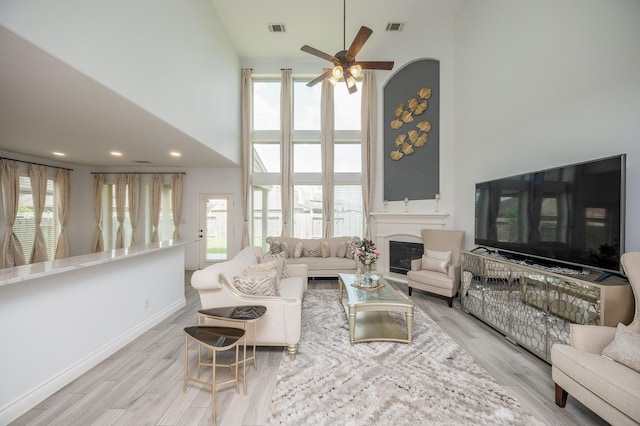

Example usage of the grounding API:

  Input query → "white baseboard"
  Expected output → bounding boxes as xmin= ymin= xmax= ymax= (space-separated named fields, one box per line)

xmin=0 ymin=298 xmax=186 ymax=425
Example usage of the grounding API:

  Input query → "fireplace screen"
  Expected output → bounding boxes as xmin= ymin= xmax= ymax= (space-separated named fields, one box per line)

xmin=389 ymin=240 xmax=424 ymax=274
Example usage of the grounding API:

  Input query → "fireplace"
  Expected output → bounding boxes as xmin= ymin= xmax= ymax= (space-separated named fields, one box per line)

xmin=389 ymin=240 xmax=424 ymax=275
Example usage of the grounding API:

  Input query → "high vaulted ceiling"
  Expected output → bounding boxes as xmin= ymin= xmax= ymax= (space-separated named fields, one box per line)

xmin=0 ymin=0 xmax=462 ymax=168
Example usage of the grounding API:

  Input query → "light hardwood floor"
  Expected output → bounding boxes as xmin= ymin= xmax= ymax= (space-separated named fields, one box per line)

xmin=11 ymin=273 xmax=607 ymax=426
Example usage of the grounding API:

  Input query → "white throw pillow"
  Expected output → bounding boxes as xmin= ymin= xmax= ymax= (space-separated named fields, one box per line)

xmin=320 ymin=241 xmax=330 ymax=258
xmin=294 ymin=242 xmax=303 ymax=258
xmin=601 ymin=323 xmax=640 ymax=373
xmin=233 ymin=270 xmax=279 ymax=296
xmin=336 ymin=241 xmax=347 ymax=258
xmin=257 ymin=253 xmax=288 ymax=280
xmin=421 ymin=249 xmax=452 ymax=274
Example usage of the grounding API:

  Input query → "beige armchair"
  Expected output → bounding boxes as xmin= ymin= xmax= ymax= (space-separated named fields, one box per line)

xmin=551 ymin=252 xmax=640 ymax=425
xmin=406 ymin=229 xmax=465 ymax=307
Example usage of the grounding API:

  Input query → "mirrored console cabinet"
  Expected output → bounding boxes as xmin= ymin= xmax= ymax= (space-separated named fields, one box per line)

xmin=461 ymin=251 xmax=634 ymax=363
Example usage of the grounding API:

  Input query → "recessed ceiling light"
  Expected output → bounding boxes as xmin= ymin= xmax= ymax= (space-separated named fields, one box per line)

xmin=52 ymin=152 xmax=66 ymax=156
xmin=170 ymin=151 xmax=182 ymax=157
xmin=110 ymin=151 xmax=123 ymax=157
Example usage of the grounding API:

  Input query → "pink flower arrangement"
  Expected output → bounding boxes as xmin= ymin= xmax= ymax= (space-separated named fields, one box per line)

xmin=354 ymin=239 xmax=381 ymax=265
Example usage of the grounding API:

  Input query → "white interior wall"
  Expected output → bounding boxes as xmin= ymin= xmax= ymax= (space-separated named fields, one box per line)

xmin=454 ymin=0 xmax=640 ymax=252
xmin=0 ymin=0 xmax=241 ymax=164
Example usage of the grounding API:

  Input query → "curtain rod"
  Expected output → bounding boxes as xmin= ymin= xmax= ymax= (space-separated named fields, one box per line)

xmin=90 ymin=172 xmax=186 ymax=175
xmin=0 ymin=157 xmax=74 ymax=171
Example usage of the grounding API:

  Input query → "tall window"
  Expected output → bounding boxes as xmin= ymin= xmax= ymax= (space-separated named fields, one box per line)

xmin=250 ymin=76 xmax=363 ymax=246
xmin=15 ymin=175 xmax=58 ymax=262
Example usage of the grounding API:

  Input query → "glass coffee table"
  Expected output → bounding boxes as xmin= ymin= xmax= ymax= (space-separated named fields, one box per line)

xmin=338 ymin=273 xmax=414 ymax=345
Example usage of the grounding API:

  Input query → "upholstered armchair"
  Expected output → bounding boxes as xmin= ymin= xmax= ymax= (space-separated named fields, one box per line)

xmin=406 ymin=229 xmax=465 ymax=307
xmin=551 ymin=252 xmax=640 ymax=425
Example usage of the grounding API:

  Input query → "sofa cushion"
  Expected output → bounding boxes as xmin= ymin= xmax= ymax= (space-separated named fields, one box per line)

xmin=336 ymin=241 xmax=347 ymax=258
xmin=234 ymin=270 xmax=279 ymax=296
xmin=552 ymin=343 xmax=640 ymax=421
xmin=422 ymin=249 xmax=451 ymax=274
xmin=320 ymin=241 xmax=330 ymax=258
xmin=601 ymin=323 xmax=640 ymax=373
xmin=407 ymin=269 xmax=453 ymax=290
xmin=293 ymin=242 xmax=303 ymax=258
xmin=287 ymin=256 xmax=357 ymax=271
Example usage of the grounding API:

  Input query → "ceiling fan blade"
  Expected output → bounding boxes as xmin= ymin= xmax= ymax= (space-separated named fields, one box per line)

xmin=356 ymin=61 xmax=395 ymax=70
xmin=306 ymin=70 xmax=333 ymax=87
xmin=345 ymin=26 xmax=373 ymax=61
xmin=301 ymin=45 xmax=339 ymax=63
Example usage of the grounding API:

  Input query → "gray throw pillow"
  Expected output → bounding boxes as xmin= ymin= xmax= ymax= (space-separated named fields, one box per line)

xmin=233 ymin=270 xmax=279 ymax=296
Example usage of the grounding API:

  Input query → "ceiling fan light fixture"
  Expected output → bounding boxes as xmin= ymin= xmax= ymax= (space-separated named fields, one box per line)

xmin=346 ymin=75 xmax=357 ymax=88
xmin=328 ymin=75 xmax=339 ymax=85
xmin=349 ymin=64 xmax=362 ymax=78
xmin=332 ymin=65 xmax=344 ymax=79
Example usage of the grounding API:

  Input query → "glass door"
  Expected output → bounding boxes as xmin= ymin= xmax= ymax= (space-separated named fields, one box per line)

xmin=198 ymin=194 xmax=233 ymax=268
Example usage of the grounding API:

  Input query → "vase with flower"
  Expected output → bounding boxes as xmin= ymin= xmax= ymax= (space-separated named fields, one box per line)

xmin=353 ymin=239 xmax=381 ymax=286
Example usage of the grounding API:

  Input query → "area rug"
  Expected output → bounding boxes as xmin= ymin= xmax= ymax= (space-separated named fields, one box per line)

xmin=267 ymin=289 xmax=542 ymax=425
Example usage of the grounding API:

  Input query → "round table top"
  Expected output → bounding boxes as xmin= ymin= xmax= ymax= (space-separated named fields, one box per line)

xmin=184 ymin=326 xmax=245 ymax=349
xmin=198 ymin=305 xmax=267 ymax=322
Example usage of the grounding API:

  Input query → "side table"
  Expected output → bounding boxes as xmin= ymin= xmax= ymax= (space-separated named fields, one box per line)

xmin=198 ymin=305 xmax=267 ymax=372
xmin=183 ymin=326 xmax=245 ymax=423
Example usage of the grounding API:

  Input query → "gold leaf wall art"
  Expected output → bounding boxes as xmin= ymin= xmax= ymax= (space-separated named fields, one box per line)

xmin=389 ymin=87 xmax=432 ymax=160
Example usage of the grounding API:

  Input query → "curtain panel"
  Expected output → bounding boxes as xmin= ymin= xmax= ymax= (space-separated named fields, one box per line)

xmin=0 ymin=160 xmax=25 ymax=267
xmin=241 ymin=69 xmax=253 ymax=248
xmin=91 ymin=174 xmax=105 ymax=252
xmin=280 ymin=69 xmax=293 ymax=236
xmin=361 ymin=70 xmax=377 ymax=239
xmin=150 ymin=174 xmax=162 ymax=243
xmin=29 ymin=164 xmax=48 ymax=263
xmin=321 ymin=76 xmax=335 ymax=238
xmin=115 ymin=174 xmax=127 ymax=249
xmin=54 ymin=169 xmax=70 ymax=259
xmin=127 ymin=174 xmax=140 ymax=246
xmin=171 ymin=173 xmax=183 ymax=240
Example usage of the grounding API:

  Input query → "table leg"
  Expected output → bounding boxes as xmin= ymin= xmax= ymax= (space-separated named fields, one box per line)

xmin=252 ymin=322 xmax=258 ymax=371
xmin=407 ymin=307 xmax=414 ymax=344
xmin=242 ymin=336 xmax=247 ymax=396
xmin=211 ymin=350 xmax=217 ymax=423
xmin=349 ymin=306 xmax=356 ymax=345
xmin=183 ymin=336 xmax=188 ymax=392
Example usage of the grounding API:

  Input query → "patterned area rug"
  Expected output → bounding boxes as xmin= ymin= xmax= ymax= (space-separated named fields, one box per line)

xmin=267 ymin=289 xmax=542 ymax=425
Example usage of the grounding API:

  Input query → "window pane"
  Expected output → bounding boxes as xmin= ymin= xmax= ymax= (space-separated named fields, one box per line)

xmin=294 ymin=81 xmax=321 ymax=130
xmin=334 ymin=143 xmax=362 ymax=173
xmin=253 ymin=81 xmax=281 ymax=130
xmin=335 ymin=82 xmax=362 ymax=130
xmin=293 ymin=185 xmax=323 ymax=238
xmin=252 ymin=185 xmax=282 ymax=251
xmin=15 ymin=176 xmax=58 ymax=263
xmin=293 ymin=143 xmax=321 ymax=173
xmin=253 ymin=143 xmax=280 ymax=173
xmin=334 ymin=185 xmax=363 ymax=237
xmin=206 ymin=198 xmax=228 ymax=261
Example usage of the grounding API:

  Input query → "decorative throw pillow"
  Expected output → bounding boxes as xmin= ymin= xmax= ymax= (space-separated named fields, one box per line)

xmin=233 ymin=270 xmax=278 ymax=296
xmin=294 ymin=242 xmax=303 ymax=259
xmin=336 ymin=241 xmax=347 ymax=258
xmin=601 ymin=323 xmax=640 ymax=373
xmin=279 ymin=241 xmax=289 ymax=258
xmin=302 ymin=247 xmax=321 ymax=257
xmin=320 ymin=241 xmax=330 ymax=258
xmin=345 ymin=240 xmax=358 ymax=259
xmin=259 ymin=252 xmax=288 ymax=279
xmin=421 ymin=249 xmax=452 ymax=274
xmin=268 ymin=240 xmax=283 ymax=255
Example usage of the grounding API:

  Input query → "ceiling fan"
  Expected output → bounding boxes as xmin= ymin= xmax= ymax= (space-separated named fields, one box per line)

xmin=300 ymin=0 xmax=394 ymax=94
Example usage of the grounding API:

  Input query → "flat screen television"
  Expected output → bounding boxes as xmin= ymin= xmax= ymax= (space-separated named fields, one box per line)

xmin=475 ymin=155 xmax=626 ymax=275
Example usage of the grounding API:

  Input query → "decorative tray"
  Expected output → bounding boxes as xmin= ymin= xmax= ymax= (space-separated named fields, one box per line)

xmin=351 ymin=282 xmax=384 ymax=291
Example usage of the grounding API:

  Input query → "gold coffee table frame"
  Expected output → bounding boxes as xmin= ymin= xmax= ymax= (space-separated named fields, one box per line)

xmin=338 ymin=273 xmax=414 ymax=345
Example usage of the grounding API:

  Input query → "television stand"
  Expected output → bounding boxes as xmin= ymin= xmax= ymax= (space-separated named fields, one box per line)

xmin=460 ymin=251 xmax=633 ymax=363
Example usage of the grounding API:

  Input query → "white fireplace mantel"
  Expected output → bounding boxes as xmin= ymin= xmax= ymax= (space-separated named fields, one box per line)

xmin=370 ymin=211 xmax=449 ymax=282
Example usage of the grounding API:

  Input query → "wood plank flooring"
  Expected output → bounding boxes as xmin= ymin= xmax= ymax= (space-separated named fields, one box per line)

xmin=10 ymin=273 xmax=607 ymax=426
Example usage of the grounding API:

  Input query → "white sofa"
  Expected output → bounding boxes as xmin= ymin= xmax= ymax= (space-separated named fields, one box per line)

xmin=551 ymin=252 xmax=640 ymax=425
xmin=266 ymin=236 xmax=360 ymax=278
xmin=191 ymin=246 xmax=308 ymax=360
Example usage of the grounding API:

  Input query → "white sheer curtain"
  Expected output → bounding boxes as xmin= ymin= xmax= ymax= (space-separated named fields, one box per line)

xmin=0 ymin=160 xmax=25 ymax=267
xmin=321 ymin=76 xmax=335 ymax=238
xmin=91 ymin=173 xmax=104 ymax=252
xmin=241 ymin=69 xmax=252 ymax=248
xmin=280 ymin=69 xmax=292 ymax=236
xmin=361 ymin=70 xmax=377 ymax=239
xmin=54 ymin=169 xmax=70 ymax=259
xmin=115 ymin=173 xmax=127 ymax=249
xmin=150 ymin=174 xmax=162 ymax=243
xmin=171 ymin=173 xmax=183 ymax=240
xmin=127 ymin=174 xmax=140 ymax=246
xmin=29 ymin=164 xmax=48 ymax=263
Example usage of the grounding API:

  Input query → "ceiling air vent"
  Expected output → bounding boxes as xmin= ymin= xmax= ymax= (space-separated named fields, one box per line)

xmin=386 ymin=22 xmax=405 ymax=32
xmin=268 ymin=24 xmax=286 ymax=33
